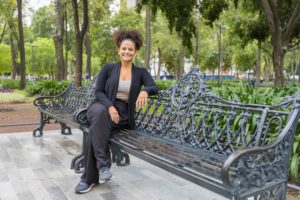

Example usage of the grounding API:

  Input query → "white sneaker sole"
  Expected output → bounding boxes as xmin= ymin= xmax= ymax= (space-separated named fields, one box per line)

xmin=76 ymin=183 xmax=96 ymax=194
xmin=99 ymin=176 xmax=113 ymax=184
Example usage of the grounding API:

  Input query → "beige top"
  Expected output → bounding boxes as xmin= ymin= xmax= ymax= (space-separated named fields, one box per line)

xmin=116 ymin=80 xmax=131 ymax=102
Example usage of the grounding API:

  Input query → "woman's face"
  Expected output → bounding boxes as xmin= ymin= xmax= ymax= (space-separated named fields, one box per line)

xmin=118 ymin=39 xmax=137 ymax=63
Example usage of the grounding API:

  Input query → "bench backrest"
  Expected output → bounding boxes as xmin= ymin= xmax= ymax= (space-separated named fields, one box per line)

xmin=62 ymin=79 xmax=97 ymax=112
xmin=135 ymin=68 xmax=299 ymax=156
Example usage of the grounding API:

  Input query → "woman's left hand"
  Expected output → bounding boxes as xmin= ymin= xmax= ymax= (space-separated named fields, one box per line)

xmin=136 ymin=91 xmax=148 ymax=109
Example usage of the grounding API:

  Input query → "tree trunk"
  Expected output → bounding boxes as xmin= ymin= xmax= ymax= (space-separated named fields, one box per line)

xmin=291 ymin=61 xmax=296 ymax=83
xmin=180 ymin=50 xmax=185 ymax=75
xmin=9 ymin=29 xmax=18 ymax=80
xmin=255 ymin=41 xmax=261 ymax=86
xmin=85 ymin=29 xmax=91 ymax=79
xmin=144 ymin=4 xmax=151 ymax=71
xmin=0 ymin=21 xmax=7 ymax=43
xmin=263 ymin=57 xmax=271 ymax=83
xmin=259 ymin=0 xmax=300 ymax=86
xmin=64 ymin=3 xmax=69 ymax=79
xmin=54 ymin=0 xmax=65 ymax=81
xmin=72 ymin=0 xmax=89 ymax=87
xmin=272 ymin=39 xmax=285 ymax=86
xmin=7 ymin=19 xmax=18 ymax=79
xmin=175 ymin=48 xmax=185 ymax=80
xmin=17 ymin=0 xmax=26 ymax=89
xmin=156 ymin=47 xmax=162 ymax=80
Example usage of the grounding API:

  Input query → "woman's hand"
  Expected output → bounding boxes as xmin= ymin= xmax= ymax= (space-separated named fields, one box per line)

xmin=136 ymin=91 xmax=148 ymax=109
xmin=108 ymin=106 xmax=119 ymax=124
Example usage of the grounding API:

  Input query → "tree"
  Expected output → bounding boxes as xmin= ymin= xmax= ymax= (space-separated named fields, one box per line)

xmin=31 ymin=6 xmax=55 ymax=39
xmin=71 ymin=0 xmax=88 ymax=87
xmin=144 ymin=3 xmax=151 ymax=71
xmin=16 ymin=0 xmax=26 ymax=89
xmin=27 ymin=38 xmax=56 ymax=77
xmin=84 ymin=25 xmax=91 ymax=79
xmin=54 ymin=0 xmax=65 ymax=80
xmin=90 ymin=8 xmax=144 ymax=68
xmin=201 ymin=0 xmax=300 ymax=86
xmin=0 ymin=44 xmax=12 ymax=73
xmin=0 ymin=0 xmax=19 ymax=79
xmin=0 ymin=21 xmax=7 ymax=43
xmin=258 ymin=0 xmax=300 ymax=86
xmin=137 ymin=0 xmax=197 ymax=52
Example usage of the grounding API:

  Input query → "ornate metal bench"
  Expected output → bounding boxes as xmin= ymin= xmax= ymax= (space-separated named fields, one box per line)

xmin=32 ymin=81 xmax=96 ymax=137
xmin=33 ymin=79 xmax=129 ymax=171
xmin=34 ymin=68 xmax=300 ymax=200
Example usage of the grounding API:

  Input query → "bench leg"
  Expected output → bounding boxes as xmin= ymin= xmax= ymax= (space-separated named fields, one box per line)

xmin=33 ymin=112 xmax=47 ymax=137
xmin=71 ymin=126 xmax=88 ymax=173
xmin=111 ymin=144 xmax=130 ymax=166
xmin=59 ymin=122 xmax=72 ymax=135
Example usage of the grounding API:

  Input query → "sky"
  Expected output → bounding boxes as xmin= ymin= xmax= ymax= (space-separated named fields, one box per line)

xmin=24 ymin=0 xmax=123 ymax=24
xmin=24 ymin=0 xmax=52 ymax=25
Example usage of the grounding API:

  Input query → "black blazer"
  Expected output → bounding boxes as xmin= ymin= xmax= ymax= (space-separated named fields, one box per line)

xmin=93 ymin=62 xmax=158 ymax=128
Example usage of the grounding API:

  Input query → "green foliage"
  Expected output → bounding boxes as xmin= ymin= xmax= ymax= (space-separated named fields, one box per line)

xmin=137 ymin=0 xmax=197 ymax=51
xmin=151 ymin=12 xmax=183 ymax=73
xmin=232 ymin=42 xmax=257 ymax=71
xmin=26 ymin=38 xmax=56 ymax=75
xmin=291 ymin=134 xmax=300 ymax=181
xmin=212 ymin=83 xmax=300 ymax=104
xmin=1 ymin=79 xmax=19 ymax=89
xmin=30 ymin=6 xmax=55 ymax=39
xmin=155 ymin=80 xmax=175 ymax=90
xmin=210 ymin=82 xmax=300 ymax=180
xmin=90 ymin=9 xmax=144 ymax=67
xmin=0 ymin=44 xmax=12 ymax=73
xmin=200 ymin=0 xmax=229 ymax=27
xmin=25 ymin=80 xmax=70 ymax=96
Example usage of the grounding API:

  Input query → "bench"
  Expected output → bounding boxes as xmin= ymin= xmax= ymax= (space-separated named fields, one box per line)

xmin=33 ymin=68 xmax=300 ymax=200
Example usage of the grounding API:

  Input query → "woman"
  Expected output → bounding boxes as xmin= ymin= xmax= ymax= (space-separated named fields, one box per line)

xmin=75 ymin=29 xmax=158 ymax=194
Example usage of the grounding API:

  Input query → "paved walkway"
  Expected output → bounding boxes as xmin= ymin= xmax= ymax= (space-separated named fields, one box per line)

xmin=0 ymin=129 xmax=227 ymax=200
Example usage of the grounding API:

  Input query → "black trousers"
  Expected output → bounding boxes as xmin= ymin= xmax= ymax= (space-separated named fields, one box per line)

xmin=81 ymin=100 xmax=129 ymax=184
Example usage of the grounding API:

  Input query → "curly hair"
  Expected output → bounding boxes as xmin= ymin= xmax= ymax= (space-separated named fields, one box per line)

xmin=113 ymin=29 xmax=143 ymax=51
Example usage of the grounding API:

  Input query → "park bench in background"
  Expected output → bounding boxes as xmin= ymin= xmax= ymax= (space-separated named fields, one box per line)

xmin=33 ymin=68 xmax=300 ymax=200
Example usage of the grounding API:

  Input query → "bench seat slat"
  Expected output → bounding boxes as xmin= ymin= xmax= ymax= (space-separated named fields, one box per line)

xmin=115 ymin=129 xmax=226 ymax=180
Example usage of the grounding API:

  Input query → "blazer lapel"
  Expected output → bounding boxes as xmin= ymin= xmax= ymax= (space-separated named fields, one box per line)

xmin=111 ymin=62 xmax=121 ymax=105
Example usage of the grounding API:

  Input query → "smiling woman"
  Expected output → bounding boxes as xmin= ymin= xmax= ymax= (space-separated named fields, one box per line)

xmin=74 ymin=29 xmax=158 ymax=194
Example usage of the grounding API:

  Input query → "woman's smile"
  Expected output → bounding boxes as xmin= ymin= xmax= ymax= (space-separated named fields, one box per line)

xmin=118 ymin=39 xmax=137 ymax=62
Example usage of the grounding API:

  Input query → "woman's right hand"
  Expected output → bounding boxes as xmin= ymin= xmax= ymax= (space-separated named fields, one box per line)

xmin=108 ymin=106 xmax=119 ymax=124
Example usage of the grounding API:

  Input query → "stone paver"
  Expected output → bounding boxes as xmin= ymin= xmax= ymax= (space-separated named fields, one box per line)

xmin=0 ymin=129 xmax=229 ymax=200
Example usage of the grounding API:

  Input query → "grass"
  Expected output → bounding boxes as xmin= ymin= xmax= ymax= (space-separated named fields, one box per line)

xmin=0 ymin=89 xmax=34 ymax=104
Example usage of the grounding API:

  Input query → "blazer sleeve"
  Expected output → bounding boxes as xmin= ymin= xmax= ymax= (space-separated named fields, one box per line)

xmin=94 ymin=64 xmax=113 ymax=108
xmin=141 ymin=68 xmax=158 ymax=96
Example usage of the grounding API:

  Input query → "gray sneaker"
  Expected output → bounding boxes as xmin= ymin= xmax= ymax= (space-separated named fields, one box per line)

xmin=75 ymin=179 xmax=96 ymax=194
xmin=99 ymin=167 xmax=112 ymax=184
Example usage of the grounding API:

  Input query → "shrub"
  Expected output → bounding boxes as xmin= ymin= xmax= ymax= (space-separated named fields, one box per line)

xmin=25 ymin=80 xmax=70 ymax=96
xmin=1 ymin=79 xmax=20 ymax=89
xmin=155 ymin=80 xmax=175 ymax=90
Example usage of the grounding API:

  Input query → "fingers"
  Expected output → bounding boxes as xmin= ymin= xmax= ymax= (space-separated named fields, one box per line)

xmin=108 ymin=106 xmax=120 ymax=124
xmin=136 ymin=97 xmax=147 ymax=109
xmin=111 ymin=113 xmax=119 ymax=124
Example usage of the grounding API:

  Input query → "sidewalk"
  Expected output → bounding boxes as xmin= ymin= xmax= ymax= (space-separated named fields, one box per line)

xmin=0 ymin=129 xmax=227 ymax=200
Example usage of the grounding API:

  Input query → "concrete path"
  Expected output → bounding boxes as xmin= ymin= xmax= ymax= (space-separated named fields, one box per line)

xmin=0 ymin=129 xmax=228 ymax=200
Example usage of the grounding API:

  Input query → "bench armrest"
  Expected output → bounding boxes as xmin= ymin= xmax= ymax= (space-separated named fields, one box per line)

xmin=221 ymin=109 xmax=300 ymax=195
xmin=33 ymin=82 xmax=76 ymax=109
xmin=33 ymin=95 xmax=65 ymax=108
xmin=73 ymin=108 xmax=89 ymax=126
xmin=221 ymin=141 xmax=290 ymax=195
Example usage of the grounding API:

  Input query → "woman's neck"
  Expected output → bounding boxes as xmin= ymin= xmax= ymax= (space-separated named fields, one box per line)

xmin=121 ymin=61 xmax=133 ymax=69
